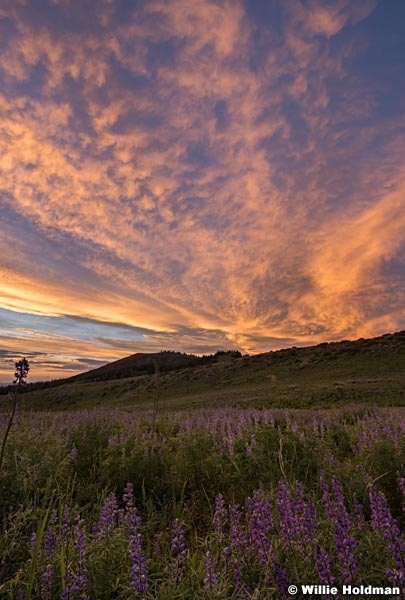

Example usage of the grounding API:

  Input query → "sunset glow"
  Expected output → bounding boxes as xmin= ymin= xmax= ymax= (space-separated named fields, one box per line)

xmin=1 ymin=0 xmax=405 ymax=382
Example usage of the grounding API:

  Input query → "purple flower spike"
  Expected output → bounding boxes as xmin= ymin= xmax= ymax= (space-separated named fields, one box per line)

xmin=369 ymin=485 xmax=405 ymax=586
xmin=203 ymin=551 xmax=218 ymax=592
xmin=352 ymin=494 xmax=365 ymax=531
xmin=123 ymin=482 xmax=135 ymax=510
xmin=117 ymin=482 xmax=138 ymax=527
xmin=273 ymin=561 xmax=291 ymax=600
xmin=230 ymin=504 xmax=248 ymax=553
xmin=40 ymin=563 xmax=55 ymax=600
xmin=28 ymin=532 xmax=37 ymax=559
xmin=170 ymin=518 xmax=187 ymax=584
xmin=62 ymin=517 xmax=89 ymax=600
xmin=44 ymin=510 xmax=58 ymax=557
xmin=94 ymin=492 xmax=118 ymax=535
xmin=316 ymin=544 xmax=338 ymax=593
xmin=277 ymin=480 xmax=316 ymax=557
xmin=229 ymin=504 xmax=249 ymax=592
xmin=397 ymin=474 xmax=405 ymax=509
xmin=129 ymin=530 xmax=148 ymax=596
xmin=247 ymin=490 xmax=274 ymax=568
xmin=321 ymin=476 xmax=361 ymax=585
xmin=213 ymin=493 xmax=227 ymax=536
xmin=231 ymin=557 xmax=244 ymax=592
xmin=61 ymin=505 xmax=72 ymax=543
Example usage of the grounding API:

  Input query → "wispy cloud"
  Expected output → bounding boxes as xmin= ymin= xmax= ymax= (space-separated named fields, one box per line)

xmin=0 ymin=0 xmax=404 ymax=380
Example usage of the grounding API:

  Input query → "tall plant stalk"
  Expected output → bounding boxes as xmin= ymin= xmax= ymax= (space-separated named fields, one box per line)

xmin=0 ymin=358 xmax=29 ymax=471
xmin=152 ymin=358 xmax=160 ymax=429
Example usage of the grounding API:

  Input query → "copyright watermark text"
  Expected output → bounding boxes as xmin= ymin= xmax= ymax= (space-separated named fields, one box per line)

xmin=287 ymin=584 xmax=400 ymax=596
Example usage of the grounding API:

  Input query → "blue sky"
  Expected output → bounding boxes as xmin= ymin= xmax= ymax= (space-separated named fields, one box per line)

xmin=1 ymin=0 xmax=405 ymax=382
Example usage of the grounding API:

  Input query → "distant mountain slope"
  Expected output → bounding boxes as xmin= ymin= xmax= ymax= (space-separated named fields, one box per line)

xmin=64 ymin=349 xmax=242 ymax=383
xmin=0 ymin=350 xmax=242 ymax=394
xmin=66 ymin=351 xmax=207 ymax=382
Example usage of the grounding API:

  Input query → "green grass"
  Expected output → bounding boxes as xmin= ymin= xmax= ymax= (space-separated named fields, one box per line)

xmin=17 ymin=348 xmax=405 ymax=412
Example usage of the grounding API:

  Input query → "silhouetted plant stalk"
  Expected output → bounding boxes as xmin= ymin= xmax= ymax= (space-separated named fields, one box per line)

xmin=0 ymin=357 xmax=29 ymax=471
xmin=152 ymin=359 xmax=160 ymax=429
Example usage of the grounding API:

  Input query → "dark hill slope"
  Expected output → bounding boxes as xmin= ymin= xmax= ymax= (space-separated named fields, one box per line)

xmin=65 ymin=350 xmax=211 ymax=382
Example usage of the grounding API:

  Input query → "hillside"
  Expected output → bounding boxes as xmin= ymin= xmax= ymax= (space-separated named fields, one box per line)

xmin=0 ymin=349 xmax=241 ymax=393
xmin=63 ymin=350 xmax=237 ymax=383
xmin=7 ymin=330 xmax=404 ymax=411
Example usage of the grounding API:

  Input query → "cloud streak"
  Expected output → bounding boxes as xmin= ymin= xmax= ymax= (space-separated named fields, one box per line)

xmin=0 ymin=0 xmax=404 ymax=380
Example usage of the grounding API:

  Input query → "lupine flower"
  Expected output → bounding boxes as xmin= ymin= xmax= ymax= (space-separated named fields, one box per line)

xmin=229 ymin=504 xmax=248 ymax=552
xmin=247 ymin=490 xmax=274 ymax=568
xmin=352 ymin=494 xmax=365 ymax=531
xmin=246 ymin=487 xmax=292 ymax=597
xmin=221 ymin=545 xmax=232 ymax=564
xmin=231 ymin=557 xmax=244 ymax=593
xmin=203 ymin=551 xmax=218 ymax=592
xmin=62 ymin=517 xmax=89 ymax=600
xmin=129 ymin=530 xmax=148 ymax=596
xmin=229 ymin=504 xmax=249 ymax=592
xmin=118 ymin=482 xmax=139 ymax=527
xmin=93 ymin=492 xmax=118 ymax=535
xmin=61 ymin=505 xmax=72 ymax=543
xmin=44 ymin=510 xmax=58 ymax=557
xmin=277 ymin=480 xmax=316 ymax=556
xmin=292 ymin=482 xmax=317 ymax=550
xmin=152 ymin=531 xmax=163 ymax=556
xmin=73 ymin=519 xmax=89 ymax=597
xmin=398 ymin=474 xmax=405 ymax=508
xmin=273 ymin=561 xmax=291 ymax=600
xmin=213 ymin=493 xmax=227 ymax=536
xmin=123 ymin=482 xmax=135 ymax=510
xmin=316 ymin=544 xmax=338 ymax=592
xmin=321 ymin=476 xmax=360 ymax=585
xmin=28 ymin=532 xmax=37 ymax=559
xmin=277 ymin=480 xmax=294 ymax=549
xmin=170 ymin=518 xmax=187 ymax=584
xmin=369 ymin=485 xmax=405 ymax=585
xmin=124 ymin=487 xmax=148 ymax=596
xmin=40 ymin=563 xmax=55 ymax=600
xmin=223 ymin=435 xmax=235 ymax=458
xmin=245 ymin=433 xmax=257 ymax=457
xmin=69 ymin=446 xmax=78 ymax=461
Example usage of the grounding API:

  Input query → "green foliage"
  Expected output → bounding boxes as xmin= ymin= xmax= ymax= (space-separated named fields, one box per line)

xmin=0 ymin=405 xmax=404 ymax=597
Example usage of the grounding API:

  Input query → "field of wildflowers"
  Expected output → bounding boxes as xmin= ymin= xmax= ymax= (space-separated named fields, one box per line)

xmin=0 ymin=404 xmax=404 ymax=598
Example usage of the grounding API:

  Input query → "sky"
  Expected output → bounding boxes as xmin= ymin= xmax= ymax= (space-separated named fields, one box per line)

xmin=1 ymin=0 xmax=405 ymax=383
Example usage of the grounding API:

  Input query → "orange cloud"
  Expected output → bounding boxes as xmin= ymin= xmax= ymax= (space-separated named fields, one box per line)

xmin=292 ymin=177 xmax=405 ymax=337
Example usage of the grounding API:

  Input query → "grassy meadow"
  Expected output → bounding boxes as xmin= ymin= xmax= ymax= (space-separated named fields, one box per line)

xmin=0 ymin=334 xmax=404 ymax=598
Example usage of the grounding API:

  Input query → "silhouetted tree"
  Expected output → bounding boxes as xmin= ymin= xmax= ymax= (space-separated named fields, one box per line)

xmin=0 ymin=358 xmax=29 ymax=470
